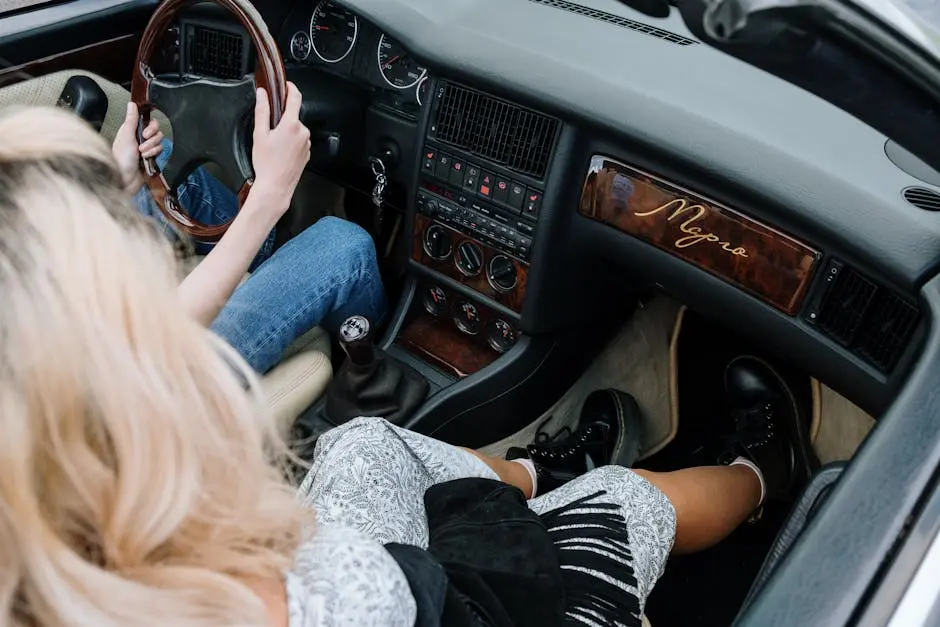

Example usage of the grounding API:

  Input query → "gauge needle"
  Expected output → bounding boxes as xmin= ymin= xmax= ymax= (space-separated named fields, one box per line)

xmin=385 ymin=55 xmax=401 ymax=66
xmin=315 ymin=25 xmax=331 ymax=31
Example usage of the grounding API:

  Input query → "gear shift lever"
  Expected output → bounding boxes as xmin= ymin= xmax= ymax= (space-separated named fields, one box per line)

xmin=339 ymin=315 xmax=374 ymax=366
xmin=325 ymin=316 xmax=429 ymax=426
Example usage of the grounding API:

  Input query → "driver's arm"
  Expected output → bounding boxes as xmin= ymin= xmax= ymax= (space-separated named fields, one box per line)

xmin=177 ymin=84 xmax=310 ymax=326
xmin=112 ymin=84 xmax=310 ymax=327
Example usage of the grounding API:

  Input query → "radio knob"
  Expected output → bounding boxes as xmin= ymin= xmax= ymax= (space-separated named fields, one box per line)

xmin=487 ymin=254 xmax=518 ymax=292
xmin=423 ymin=224 xmax=453 ymax=261
xmin=455 ymin=241 xmax=484 ymax=276
xmin=426 ymin=199 xmax=439 ymax=217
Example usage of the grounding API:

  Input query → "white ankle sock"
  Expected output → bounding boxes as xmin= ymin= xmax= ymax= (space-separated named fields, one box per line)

xmin=730 ymin=456 xmax=766 ymax=506
xmin=510 ymin=458 xmax=539 ymax=498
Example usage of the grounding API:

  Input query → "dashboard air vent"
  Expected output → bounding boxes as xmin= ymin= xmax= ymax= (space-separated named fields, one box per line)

xmin=857 ymin=291 xmax=921 ymax=371
xmin=186 ymin=24 xmax=246 ymax=80
xmin=433 ymin=83 xmax=559 ymax=180
xmin=903 ymin=186 xmax=940 ymax=211
xmin=527 ymin=0 xmax=698 ymax=46
xmin=814 ymin=263 xmax=919 ymax=372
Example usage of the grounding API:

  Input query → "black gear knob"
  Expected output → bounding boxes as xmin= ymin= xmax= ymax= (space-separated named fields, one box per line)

xmin=339 ymin=315 xmax=374 ymax=366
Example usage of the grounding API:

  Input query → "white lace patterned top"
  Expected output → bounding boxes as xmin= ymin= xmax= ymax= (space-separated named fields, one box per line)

xmin=286 ymin=525 xmax=417 ymax=627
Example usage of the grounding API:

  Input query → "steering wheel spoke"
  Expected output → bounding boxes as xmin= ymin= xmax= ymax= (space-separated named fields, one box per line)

xmin=130 ymin=0 xmax=287 ymax=241
xmin=148 ymin=76 xmax=256 ymax=191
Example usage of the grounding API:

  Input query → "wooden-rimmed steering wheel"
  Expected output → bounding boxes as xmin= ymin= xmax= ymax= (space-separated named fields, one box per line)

xmin=130 ymin=0 xmax=287 ymax=241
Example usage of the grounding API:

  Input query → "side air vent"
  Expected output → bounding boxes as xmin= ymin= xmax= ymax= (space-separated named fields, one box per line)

xmin=527 ymin=0 xmax=698 ymax=46
xmin=184 ymin=24 xmax=247 ymax=80
xmin=812 ymin=261 xmax=920 ymax=372
xmin=432 ymin=82 xmax=560 ymax=180
xmin=903 ymin=186 xmax=940 ymax=211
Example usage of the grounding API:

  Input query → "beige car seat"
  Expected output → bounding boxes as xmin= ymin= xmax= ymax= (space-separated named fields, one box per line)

xmin=0 ymin=70 xmax=333 ymax=431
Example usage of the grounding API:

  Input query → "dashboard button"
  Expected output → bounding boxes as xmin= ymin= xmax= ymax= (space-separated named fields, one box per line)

xmin=422 ymin=148 xmax=435 ymax=173
xmin=478 ymin=172 xmax=495 ymax=198
xmin=463 ymin=164 xmax=480 ymax=192
xmin=435 ymin=153 xmax=451 ymax=179
xmin=524 ymin=189 xmax=542 ymax=218
xmin=508 ymin=181 xmax=526 ymax=210
xmin=494 ymin=177 xmax=510 ymax=204
xmin=449 ymin=160 xmax=466 ymax=186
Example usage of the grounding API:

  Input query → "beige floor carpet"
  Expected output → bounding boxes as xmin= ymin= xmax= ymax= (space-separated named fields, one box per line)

xmin=481 ymin=296 xmax=876 ymax=465
xmin=481 ymin=297 xmax=681 ymax=459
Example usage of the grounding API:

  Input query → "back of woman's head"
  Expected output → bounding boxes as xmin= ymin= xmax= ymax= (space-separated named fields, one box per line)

xmin=0 ymin=107 xmax=307 ymax=627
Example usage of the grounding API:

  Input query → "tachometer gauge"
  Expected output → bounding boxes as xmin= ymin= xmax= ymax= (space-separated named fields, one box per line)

xmin=309 ymin=0 xmax=358 ymax=64
xmin=289 ymin=31 xmax=311 ymax=61
xmin=377 ymin=34 xmax=426 ymax=89
xmin=453 ymin=300 xmax=482 ymax=336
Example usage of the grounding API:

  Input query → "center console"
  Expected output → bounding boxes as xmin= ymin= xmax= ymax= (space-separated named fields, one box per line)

xmin=394 ymin=80 xmax=560 ymax=378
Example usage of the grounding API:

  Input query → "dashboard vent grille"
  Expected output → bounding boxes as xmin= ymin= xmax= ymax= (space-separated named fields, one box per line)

xmin=903 ymin=186 xmax=940 ymax=211
xmin=857 ymin=291 xmax=921 ymax=371
xmin=528 ymin=0 xmax=698 ymax=46
xmin=186 ymin=25 xmax=245 ymax=80
xmin=434 ymin=83 xmax=559 ymax=180
xmin=814 ymin=263 xmax=919 ymax=372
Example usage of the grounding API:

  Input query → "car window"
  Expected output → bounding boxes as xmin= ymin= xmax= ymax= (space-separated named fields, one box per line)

xmin=0 ymin=0 xmax=58 ymax=15
xmin=898 ymin=0 xmax=940 ymax=32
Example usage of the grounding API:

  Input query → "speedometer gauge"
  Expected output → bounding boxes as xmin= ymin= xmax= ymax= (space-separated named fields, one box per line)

xmin=309 ymin=0 xmax=358 ymax=64
xmin=377 ymin=34 xmax=426 ymax=89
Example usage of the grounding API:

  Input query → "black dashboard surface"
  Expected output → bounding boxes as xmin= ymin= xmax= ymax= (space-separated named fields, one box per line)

xmin=335 ymin=0 xmax=940 ymax=292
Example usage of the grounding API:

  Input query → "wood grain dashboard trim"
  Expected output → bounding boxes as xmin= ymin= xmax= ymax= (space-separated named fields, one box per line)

xmin=579 ymin=156 xmax=821 ymax=315
xmin=411 ymin=213 xmax=529 ymax=312
xmin=397 ymin=313 xmax=501 ymax=378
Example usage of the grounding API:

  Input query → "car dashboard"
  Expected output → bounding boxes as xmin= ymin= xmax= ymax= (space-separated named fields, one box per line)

xmin=169 ymin=0 xmax=937 ymax=420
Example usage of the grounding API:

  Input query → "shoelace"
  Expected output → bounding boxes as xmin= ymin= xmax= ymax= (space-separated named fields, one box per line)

xmin=529 ymin=414 xmax=609 ymax=463
xmin=719 ymin=402 xmax=776 ymax=459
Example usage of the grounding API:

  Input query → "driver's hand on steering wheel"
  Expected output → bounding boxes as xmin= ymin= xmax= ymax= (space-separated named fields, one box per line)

xmin=112 ymin=102 xmax=164 ymax=194
xmin=248 ymin=81 xmax=310 ymax=221
xmin=111 ymin=82 xmax=310 ymax=217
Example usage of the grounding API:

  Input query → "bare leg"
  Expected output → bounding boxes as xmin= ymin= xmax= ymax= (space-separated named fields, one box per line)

xmin=463 ymin=448 xmax=534 ymax=497
xmin=634 ymin=465 xmax=762 ymax=554
xmin=464 ymin=448 xmax=761 ymax=554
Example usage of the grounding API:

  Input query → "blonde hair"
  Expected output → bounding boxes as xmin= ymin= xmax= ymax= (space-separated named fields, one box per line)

xmin=0 ymin=107 xmax=310 ymax=627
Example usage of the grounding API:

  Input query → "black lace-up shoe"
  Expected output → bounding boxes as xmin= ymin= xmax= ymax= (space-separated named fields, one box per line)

xmin=506 ymin=389 xmax=643 ymax=494
xmin=721 ymin=355 xmax=818 ymax=501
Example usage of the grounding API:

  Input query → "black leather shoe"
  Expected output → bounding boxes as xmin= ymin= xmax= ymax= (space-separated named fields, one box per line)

xmin=506 ymin=389 xmax=643 ymax=494
xmin=722 ymin=355 xmax=818 ymax=501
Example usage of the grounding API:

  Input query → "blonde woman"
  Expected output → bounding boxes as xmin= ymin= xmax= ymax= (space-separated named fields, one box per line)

xmin=0 ymin=106 xmax=800 ymax=627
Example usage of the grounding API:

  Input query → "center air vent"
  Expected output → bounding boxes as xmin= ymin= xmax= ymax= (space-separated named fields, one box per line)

xmin=184 ymin=24 xmax=247 ymax=80
xmin=431 ymin=82 xmax=560 ymax=180
xmin=903 ymin=187 xmax=940 ymax=212
xmin=812 ymin=261 xmax=920 ymax=372
xmin=527 ymin=0 xmax=698 ymax=46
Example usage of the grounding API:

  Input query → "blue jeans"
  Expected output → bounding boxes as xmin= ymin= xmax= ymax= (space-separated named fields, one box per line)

xmin=135 ymin=140 xmax=387 ymax=373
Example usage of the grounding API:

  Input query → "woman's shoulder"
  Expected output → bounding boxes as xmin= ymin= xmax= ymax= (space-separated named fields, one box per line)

xmin=286 ymin=525 xmax=417 ymax=627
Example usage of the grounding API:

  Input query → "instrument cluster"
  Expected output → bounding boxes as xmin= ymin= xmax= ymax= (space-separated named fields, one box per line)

xmin=284 ymin=0 xmax=429 ymax=106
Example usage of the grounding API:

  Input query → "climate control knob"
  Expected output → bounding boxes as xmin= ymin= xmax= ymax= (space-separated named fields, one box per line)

xmin=423 ymin=224 xmax=453 ymax=261
xmin=487 ymin=254 xmax=518 ymax=292
xmin=455 ymin=241 xmax=484 ymax=276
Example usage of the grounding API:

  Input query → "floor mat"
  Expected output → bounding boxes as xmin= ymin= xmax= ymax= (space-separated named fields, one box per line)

xmin=478 ymin=296 xmax=682 ymax=459
xmin=813 ymin=383 xmax=875 ymax=463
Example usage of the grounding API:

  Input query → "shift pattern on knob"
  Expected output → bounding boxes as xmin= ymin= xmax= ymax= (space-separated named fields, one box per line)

xmin=487 ymin=254 xmax=518 ymax=292
xmin=339 ymin=315 xmax=370 ymax=343
xmin=455 ymin=241 xmax=484 ymax=276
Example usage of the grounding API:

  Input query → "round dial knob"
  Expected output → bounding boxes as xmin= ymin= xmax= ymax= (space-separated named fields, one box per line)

xmin=455 ymin=241 xmax=484 ymax=276
xmin=487 ymin=255 xmax=518 ymax=292
xmin=422 ymin=224 xmax=452 ymax=261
